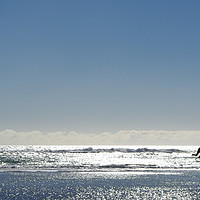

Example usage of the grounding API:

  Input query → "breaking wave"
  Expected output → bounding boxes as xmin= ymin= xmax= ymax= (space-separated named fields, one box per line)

xmin=0 ymin=145 xmax=198 ymax=172
xmin=0 ymin=146 xmax=187 ymax=153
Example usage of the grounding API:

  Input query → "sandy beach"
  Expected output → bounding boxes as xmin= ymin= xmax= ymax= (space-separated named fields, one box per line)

xmin=0 ymin=170 xmax=200 ymax=199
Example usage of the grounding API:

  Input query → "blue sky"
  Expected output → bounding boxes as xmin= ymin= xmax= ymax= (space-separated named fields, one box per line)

xmin=1 ymin=0 xmax=200 ymax=135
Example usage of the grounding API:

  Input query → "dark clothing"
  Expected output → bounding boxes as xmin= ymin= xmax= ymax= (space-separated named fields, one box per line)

xmin=193 ymin=148 xmax=200 ymax=156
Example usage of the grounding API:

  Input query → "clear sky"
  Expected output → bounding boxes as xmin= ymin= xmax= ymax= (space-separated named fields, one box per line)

xmin=1 ymin=0 xmax=200 ymax=139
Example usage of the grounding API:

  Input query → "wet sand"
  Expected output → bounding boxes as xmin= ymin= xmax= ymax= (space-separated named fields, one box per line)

xmin=0 ymin=170 xmax=200 ymax=199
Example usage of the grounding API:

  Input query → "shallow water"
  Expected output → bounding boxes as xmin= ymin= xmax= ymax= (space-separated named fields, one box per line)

xmin=0 ymin=170 xmax=200 ymax=199
xmin=1 ymin=145 xmax=200 ymax=199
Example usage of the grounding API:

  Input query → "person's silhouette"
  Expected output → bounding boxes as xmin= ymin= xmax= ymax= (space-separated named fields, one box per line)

xmin=192 ymin=148 xmax=200 ymax=156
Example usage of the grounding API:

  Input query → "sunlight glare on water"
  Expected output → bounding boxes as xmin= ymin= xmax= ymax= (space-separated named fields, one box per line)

xmin=0 ymin=145 xmax=199 ymax=172
xmin=1 ymin=145 xmax=200 ymax=199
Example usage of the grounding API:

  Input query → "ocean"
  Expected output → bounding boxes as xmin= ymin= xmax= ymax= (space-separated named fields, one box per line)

xmin=0 ymin=145 xmax=200 ymax=199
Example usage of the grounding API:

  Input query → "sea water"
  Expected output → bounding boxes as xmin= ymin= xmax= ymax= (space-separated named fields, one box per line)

xmin=0 ymin=145 xmax=199 ymax=172
xmin=0 ymin=145 xmax=200 ymax=199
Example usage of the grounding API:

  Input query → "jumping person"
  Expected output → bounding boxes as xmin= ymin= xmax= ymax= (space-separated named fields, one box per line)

xmin=192 ymin=148 xmax=200 ymax=156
